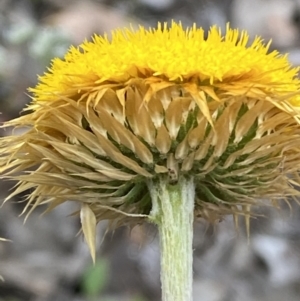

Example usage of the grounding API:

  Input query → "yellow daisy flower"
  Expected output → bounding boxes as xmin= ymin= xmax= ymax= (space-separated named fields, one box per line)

xmin=1 ymin=22 xmax=300 ymax=300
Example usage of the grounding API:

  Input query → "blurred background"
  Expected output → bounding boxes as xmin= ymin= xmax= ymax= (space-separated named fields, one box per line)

xmin=1 ymin=0 xmax=300 ymax=300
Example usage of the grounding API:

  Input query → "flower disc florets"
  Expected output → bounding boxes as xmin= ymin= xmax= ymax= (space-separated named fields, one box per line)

xmin=1 ymin=22 xmax=300 ymax=232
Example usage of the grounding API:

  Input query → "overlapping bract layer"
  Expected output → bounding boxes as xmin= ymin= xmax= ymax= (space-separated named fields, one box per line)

xmin=2 ymin=78 xmax=300 ymax=225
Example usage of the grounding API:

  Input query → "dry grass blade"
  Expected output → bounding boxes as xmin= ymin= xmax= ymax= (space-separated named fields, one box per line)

xmin=80 ymin=203 xmax=97 ymax=263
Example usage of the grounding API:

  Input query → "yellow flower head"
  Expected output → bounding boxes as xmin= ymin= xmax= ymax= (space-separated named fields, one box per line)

xmin=32 ymin=23 xmax=299 ymax=100
xmin=2 ymin=22 xmax=300 ymax=256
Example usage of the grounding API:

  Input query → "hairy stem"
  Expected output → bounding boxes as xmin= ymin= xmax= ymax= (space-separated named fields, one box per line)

xmin=148 ymin=177 xmax=195 ymax=301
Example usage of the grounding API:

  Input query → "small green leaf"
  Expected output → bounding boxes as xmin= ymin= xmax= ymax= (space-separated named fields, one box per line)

xmin=81 ymin=259 xmax=109 ymax=298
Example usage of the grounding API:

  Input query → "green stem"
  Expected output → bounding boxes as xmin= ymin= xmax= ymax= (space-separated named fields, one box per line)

xmin=148 ymin=177 xmax=195 ymax=301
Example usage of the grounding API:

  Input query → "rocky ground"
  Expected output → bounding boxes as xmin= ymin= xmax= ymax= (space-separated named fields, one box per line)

xmin=1 ymin=1 xmax=300 ymax=301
